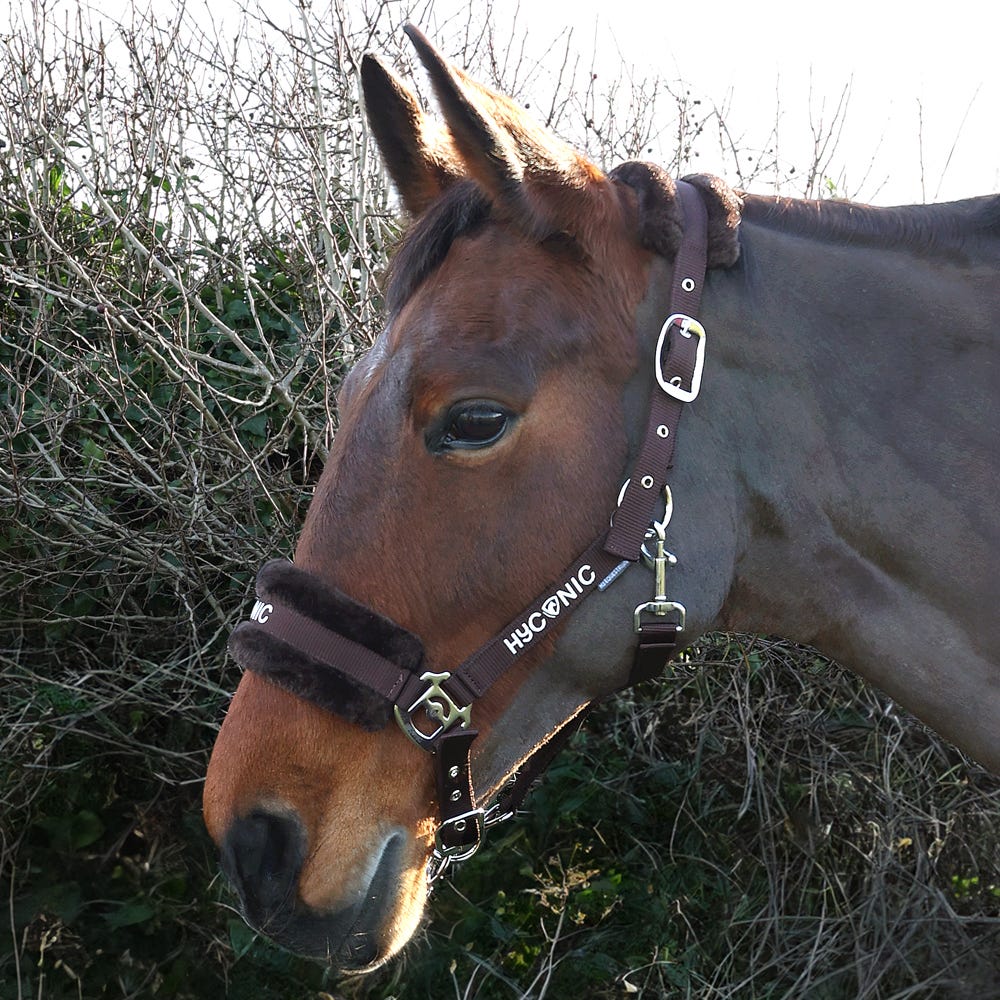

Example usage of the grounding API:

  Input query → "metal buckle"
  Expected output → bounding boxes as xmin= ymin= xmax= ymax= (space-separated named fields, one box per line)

xmin=634 ymin=601 xmax=686 ymax=634
xmin=640 ymin=484 xmax=673 ymax=568
xmin=427 ymin=781 xmax=519 ymax=883
xmin=656 ymin=314 xmax=706 ymax=402
xmin=613 ymin=481 xmax=674 ymax=570
xmin=613 ymin=480 xmax=673 ymax=531
xmin=601 ymin=482 xmax=675 ymax=592
xmin=393 ymin=670 xmax=472 ymax=748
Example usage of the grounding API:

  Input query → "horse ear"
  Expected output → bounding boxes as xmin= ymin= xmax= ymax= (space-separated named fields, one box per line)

xmin=402 ymin=24 xmax=604 ymax=233
xmin=360 ymin=52 xmax=465 ymax=216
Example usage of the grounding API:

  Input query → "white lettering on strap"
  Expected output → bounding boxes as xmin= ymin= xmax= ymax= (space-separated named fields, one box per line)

xmin=250 ymin=600 xmax=273 ymax=624
xmin=503 ymin=564 xmax=595 ymax=658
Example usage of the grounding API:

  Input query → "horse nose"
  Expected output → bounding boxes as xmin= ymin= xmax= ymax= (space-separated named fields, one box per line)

xmin=221 ymin=809 xmax=305 ymax=922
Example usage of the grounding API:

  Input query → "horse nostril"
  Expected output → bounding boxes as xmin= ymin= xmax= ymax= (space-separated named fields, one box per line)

xmin=222 ymin=809 xmax=305 ymax=920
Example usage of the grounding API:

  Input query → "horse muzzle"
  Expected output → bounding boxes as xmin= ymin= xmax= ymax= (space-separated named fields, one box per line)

xmin=217 ymin=807 xmax=416 ymax=970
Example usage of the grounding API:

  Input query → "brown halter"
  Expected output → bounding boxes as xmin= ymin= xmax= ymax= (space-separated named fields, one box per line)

xmin=229 ymin=179 xmax=709 ymax=880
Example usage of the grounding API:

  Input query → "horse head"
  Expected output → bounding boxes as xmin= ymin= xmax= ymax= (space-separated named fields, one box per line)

xmin=202 ymin=25 xmax=741 ymax=970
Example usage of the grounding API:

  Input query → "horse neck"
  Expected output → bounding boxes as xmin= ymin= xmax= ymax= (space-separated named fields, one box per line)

xmin=684 ymin=218 xmax=1000 ymax=767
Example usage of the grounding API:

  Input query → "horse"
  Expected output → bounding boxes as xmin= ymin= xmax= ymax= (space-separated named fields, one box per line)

xmin=202 ymin=24 xmax=1000 ymax=972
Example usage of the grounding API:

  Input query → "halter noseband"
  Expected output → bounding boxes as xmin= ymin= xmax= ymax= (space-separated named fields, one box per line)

xmin=229 ymin=179 xmax=709 ymax=880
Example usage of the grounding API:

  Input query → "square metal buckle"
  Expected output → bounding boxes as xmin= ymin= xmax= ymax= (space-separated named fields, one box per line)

xmin=394 ymin=670 xmax=472 ymax=748
xmin=656 ymin=314 xmax=706 ymax=402
xmin=433 ymin=809 xmax=485 ymax=862
xmin=427 ymin=809 xmax=486 ymax=882
xmin=634 ymin=600 xmax=686 ymax=634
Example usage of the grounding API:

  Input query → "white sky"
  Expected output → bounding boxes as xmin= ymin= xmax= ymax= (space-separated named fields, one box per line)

xmin=426 ymin=0 xmax=999 ymax=205
xmin=8 ymin=0 xmax=998 ymax=206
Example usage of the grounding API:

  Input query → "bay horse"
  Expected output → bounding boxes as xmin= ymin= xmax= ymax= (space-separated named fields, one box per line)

xmin=202 ymin=25 xmax=1000 ymax=971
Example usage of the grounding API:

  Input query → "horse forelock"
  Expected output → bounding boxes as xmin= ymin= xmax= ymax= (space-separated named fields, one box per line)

xmin=384 ymin=170 xmax=663 ymax=322
xmin=385 ymin=181 xmax=492 ymax=315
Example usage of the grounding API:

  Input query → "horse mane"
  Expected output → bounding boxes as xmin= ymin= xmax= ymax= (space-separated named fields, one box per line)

xmin=384 ymin=172 xmax=998 ymax=315
xmin=741 ymin=192 xmax=1000 ymax=259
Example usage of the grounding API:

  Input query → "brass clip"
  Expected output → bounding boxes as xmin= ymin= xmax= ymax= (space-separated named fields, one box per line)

xmin=633 ymin=522 xmax=686 ymax=634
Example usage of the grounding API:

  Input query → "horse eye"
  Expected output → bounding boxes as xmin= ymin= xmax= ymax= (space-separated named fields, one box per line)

xmin=434 ymin=401 xmax=512 ymax=451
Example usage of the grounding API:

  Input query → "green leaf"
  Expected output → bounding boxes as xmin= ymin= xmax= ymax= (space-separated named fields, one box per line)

xmin=70 ymin=809 xmax=105 ymax=850
xmin=81 ymin=437 xmax=106 ymax=465
xmin=105 ymin=898 xmax=155 ymax=929
xmin=240 ymin=412 xmax=268 ymax=437
xmin=224 ymin=299 xmax=251 ymax=323
xmin=228 ymin=917 xmax=257 ymax=959
xmin=38 ymin=809 xmax=105 ymax=852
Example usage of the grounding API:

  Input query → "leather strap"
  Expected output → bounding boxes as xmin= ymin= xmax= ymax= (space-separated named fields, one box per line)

xmin=434 ymin=729 xmax=480 ymax=853
xmin=629 ymin=635 xmax=682 ymax=686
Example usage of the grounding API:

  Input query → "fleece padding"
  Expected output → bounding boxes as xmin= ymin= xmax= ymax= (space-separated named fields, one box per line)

xmin=228 ymin=560 xmax=424 ymax=731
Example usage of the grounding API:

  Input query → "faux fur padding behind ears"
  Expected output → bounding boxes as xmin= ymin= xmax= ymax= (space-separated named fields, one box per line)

xmin=228 ymin=560 xmax=425 ymax=731
xmin=610 ymin=161 xmax=742 ymax=268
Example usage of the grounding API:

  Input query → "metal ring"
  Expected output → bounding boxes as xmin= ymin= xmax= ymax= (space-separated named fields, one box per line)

xmin=656 ymin=425 xmax=669 ymax=438
xmin=681 ymin=277 xmax=696 ymax=292
xmin=641 ymin=475 xmax=654 ymax=489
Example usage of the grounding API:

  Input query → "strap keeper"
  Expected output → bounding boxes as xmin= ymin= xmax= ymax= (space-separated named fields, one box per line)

xmin=628 ymin=639 xmax=680 ymax=688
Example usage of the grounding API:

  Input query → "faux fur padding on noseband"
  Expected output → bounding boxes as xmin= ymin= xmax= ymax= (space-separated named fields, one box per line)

xmin=610 ymin=162 xmax=742 ymax=268
xmin=228 ymin=560 xmax=425 ymax=731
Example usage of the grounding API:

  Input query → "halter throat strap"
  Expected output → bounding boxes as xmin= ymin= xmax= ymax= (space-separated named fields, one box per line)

xmin=231 ymin=178 xmax=709 ymax=877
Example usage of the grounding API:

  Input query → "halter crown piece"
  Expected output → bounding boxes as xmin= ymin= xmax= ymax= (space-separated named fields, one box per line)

xmin=229 ymin=179 xmax=710 ymax=880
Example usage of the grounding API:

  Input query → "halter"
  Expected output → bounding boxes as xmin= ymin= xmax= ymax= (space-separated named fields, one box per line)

xmin=229 ymin=179 xmax=709 ymax=880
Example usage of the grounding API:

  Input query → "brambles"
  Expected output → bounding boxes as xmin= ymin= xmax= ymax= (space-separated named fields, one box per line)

xmin=1 ymin=2 xmax=391 ymax=995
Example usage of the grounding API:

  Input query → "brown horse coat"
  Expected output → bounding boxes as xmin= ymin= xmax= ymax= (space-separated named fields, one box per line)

xmin=203 ymin=26 xmax=1000 ymax=971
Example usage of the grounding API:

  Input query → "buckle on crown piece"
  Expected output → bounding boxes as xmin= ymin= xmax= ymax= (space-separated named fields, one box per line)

xmin=656 ymin=314 xmax=706 ymax=402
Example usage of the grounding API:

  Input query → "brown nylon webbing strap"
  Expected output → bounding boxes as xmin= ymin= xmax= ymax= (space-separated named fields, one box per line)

xmin=630 ymin=631 xmax=681 ymax=685
xmin=250 ymin=600 xmax=408 ymax=701
xmin=604 ymin=180 xmax=708 ymax=561
xmin=447 ymin=543 xmax=627 ymax=701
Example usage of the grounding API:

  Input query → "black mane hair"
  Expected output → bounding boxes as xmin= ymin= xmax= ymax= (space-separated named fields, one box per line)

xmin=385 ymin=180 xmax=492 ymax=316
xmin=742 ymin=192 xmax=1000 ymax=259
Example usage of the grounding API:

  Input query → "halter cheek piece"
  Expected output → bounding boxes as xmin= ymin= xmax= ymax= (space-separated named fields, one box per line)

xmin=228 ymin=180 xmax=709 ymax=881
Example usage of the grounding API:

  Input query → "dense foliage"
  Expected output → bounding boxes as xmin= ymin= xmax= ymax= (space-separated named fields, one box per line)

xmin=2 ymin=4 xmax=998 ymax=998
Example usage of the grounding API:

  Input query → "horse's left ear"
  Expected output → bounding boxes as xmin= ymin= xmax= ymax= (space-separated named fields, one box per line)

xmin=403 ymin=24 xmax=606 ymax=236
xmin=361 ymin=52 xmax=465 ymax=216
